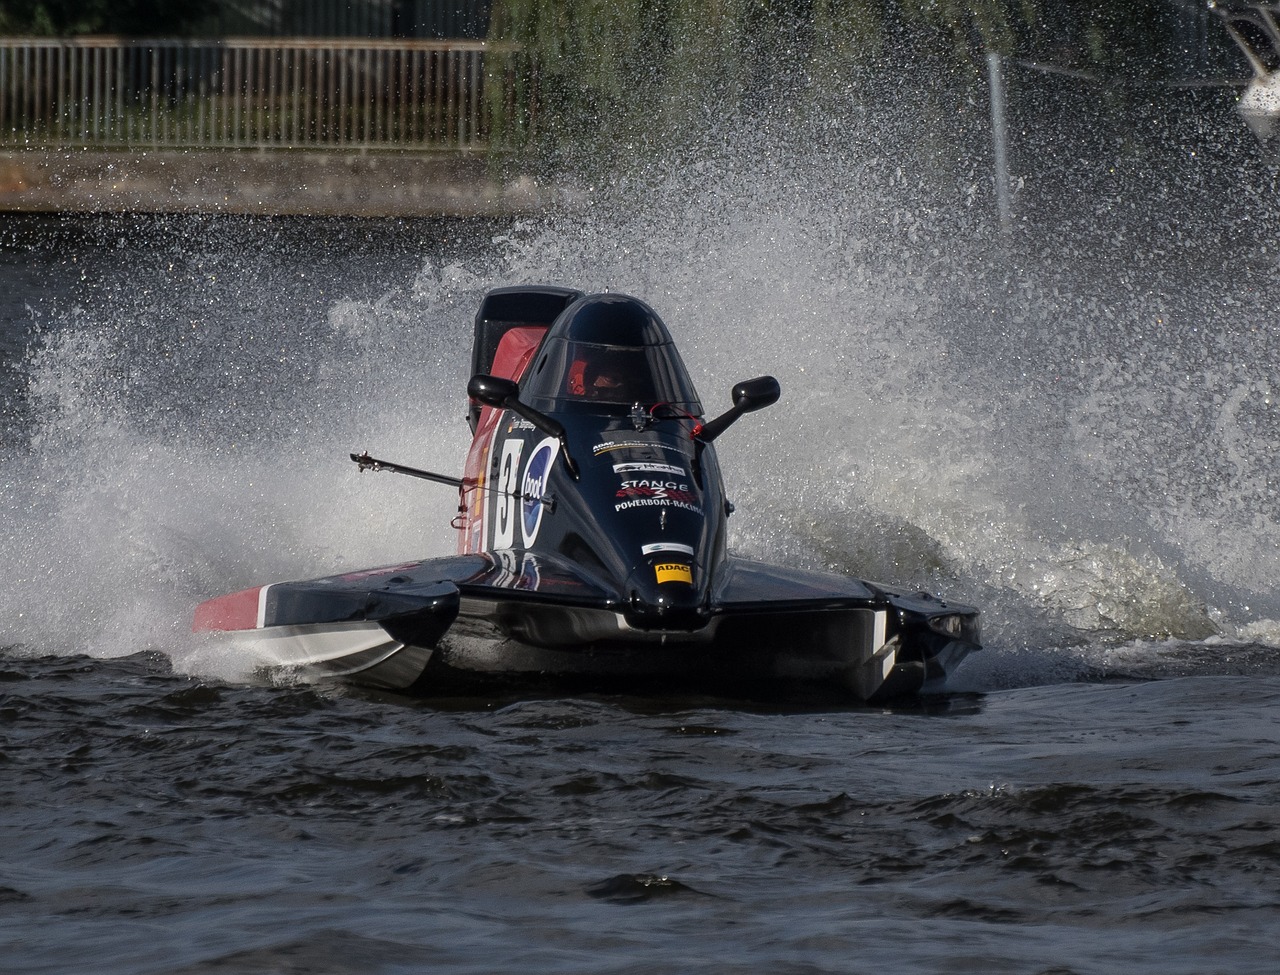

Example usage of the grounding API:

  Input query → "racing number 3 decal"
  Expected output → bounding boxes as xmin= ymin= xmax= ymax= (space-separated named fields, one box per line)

xmin=493 ymin=438 xmax=522 ymax=548
xmin=493 ymin=436 xmax=557 ymax=548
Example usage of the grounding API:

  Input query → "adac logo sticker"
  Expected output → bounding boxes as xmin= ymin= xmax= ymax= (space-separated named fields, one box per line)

xmin=521 ymin=437 xmax=558 ymax=546
xmin=655 ymin=562 xmax=693 ymax=585
xmin=593 ymin=439 xmax=691 ymax=458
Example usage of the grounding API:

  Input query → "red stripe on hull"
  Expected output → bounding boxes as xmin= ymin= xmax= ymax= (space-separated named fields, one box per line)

xmin=192 ymin=586 xmax=264 ymax=632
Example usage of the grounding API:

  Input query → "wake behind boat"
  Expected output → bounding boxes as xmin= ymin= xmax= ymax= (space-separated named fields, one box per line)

xmin=193 ymin=287 xmax=980 ymax=701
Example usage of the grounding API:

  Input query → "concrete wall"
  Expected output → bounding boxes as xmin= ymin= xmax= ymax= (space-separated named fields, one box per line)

xmin=0 ymin=149 xmax=548 ymax=217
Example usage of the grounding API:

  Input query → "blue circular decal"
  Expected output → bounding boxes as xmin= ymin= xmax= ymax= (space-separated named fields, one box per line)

xmin=520 ymin=437 xmax=557 ymax=546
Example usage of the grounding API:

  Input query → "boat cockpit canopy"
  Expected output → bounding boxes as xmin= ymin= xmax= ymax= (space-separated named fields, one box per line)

xmin=520 ymin=293 xmax=703 ymax=415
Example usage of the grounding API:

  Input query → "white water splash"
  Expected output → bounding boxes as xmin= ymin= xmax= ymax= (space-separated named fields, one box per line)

xmin=2 ymin=114 xmax=1278 ymax=687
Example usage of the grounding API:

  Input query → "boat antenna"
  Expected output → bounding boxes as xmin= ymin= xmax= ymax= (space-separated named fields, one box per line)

xmin=349 ymin=451 xmax=555 ymax=510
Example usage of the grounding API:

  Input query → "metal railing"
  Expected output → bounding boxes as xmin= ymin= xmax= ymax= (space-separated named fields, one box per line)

xmin=0 ymin=36 xmax=515 ymax=150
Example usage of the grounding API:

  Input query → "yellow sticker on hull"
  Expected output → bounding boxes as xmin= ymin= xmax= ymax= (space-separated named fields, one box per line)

xmin=655 ymin=562 xmax=693 ymax=585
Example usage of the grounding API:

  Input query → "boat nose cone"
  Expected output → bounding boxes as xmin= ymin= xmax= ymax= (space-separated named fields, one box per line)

xmin=622 ymin=563 xmax=707 ymax=631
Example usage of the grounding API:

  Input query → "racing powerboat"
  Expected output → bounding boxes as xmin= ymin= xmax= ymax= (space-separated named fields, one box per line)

xmin=193 ymin=286 xmax=980 ymax=701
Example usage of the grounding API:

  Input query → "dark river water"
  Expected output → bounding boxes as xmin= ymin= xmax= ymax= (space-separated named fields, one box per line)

xmin=6 ymin=652 xmax=1279 ymax=975
xmin=2 ymin=142 xmax=1279 ymax=975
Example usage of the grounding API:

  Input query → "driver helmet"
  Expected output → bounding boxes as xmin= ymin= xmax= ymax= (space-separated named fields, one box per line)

xmin=580 ymin=349 xmax=632 ymax=400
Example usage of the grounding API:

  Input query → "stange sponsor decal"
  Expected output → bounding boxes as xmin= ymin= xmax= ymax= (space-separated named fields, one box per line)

xmin=616 ymin=479 xmax=699 ymax=505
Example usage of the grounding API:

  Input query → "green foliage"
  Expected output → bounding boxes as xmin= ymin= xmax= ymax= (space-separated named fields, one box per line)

xmin=0 ymin=0 xmax=218 ymax=36
xmin=483 ymin=0 xmax=1042 ymax=163
xmin=1055 ymin=0 xmax=1185 ymax=79
xmin=903 ymin=0 xmax=1039 ymax=56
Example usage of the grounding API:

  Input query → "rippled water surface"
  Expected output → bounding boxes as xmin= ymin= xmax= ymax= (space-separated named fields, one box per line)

xmin=5 ymin=652 xmax=1279 ymax=975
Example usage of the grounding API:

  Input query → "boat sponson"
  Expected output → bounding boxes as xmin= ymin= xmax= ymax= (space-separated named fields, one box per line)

xmin=266 ymin=580 xmax=461 ymax=649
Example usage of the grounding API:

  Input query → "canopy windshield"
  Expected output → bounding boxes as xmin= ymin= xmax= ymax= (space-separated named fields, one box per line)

xmin=520 ymin=294 xmax=702 ymax=415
